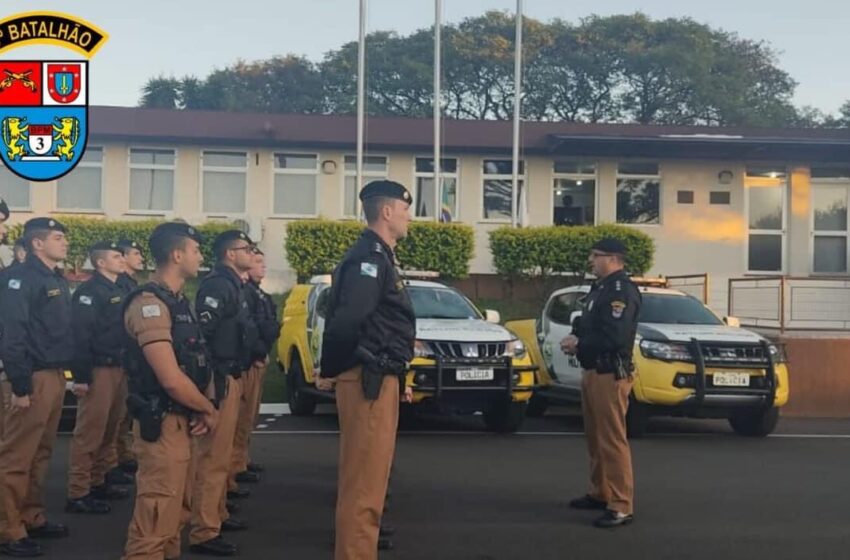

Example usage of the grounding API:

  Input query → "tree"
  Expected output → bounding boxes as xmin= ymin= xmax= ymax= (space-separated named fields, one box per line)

xmin=139 ymin=76 xmax=180 ymax=109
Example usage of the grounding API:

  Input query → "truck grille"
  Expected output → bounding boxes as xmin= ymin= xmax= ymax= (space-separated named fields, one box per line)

xmin=428 ymin=341 xmax=507 ymax=359
xmin=700 ymin=344 xmax=769 ymax=366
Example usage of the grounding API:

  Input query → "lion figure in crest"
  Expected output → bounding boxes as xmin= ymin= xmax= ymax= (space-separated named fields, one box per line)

xmin=53 ymin=117 xmax=80 ymax=161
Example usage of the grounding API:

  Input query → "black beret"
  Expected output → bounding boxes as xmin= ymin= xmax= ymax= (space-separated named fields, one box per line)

xmin=213 ymin=230 xmax=254 ymax=257
xmin=116 ymin=239 xmax=143 ymax=255
xmin=88 ymin=241 xmax=122 ymax=254
xmin=149 ymin=222 xmax=204 ymax=253
xmin=591 ymin=238 xmax=627 ymax=256
xmin=23 ymin=217 xmax=66 ymax=235
xmin=359 ymin=180 xmax=412 ymax=204
xmin=0 ymin=197 xmax=9 ymax=220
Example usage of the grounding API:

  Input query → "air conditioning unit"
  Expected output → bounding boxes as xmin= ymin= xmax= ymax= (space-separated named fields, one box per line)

xmin=230 ymin=216 xmax=264 ymax=242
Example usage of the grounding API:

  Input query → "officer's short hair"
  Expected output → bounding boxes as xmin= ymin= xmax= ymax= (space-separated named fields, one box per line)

xmin=24 ymin=229 xmax=51 ymax=251
xmin=151 ymin=234 xmax=190 ymax=266
xmin=363 ymin=196 xmax=393 ymax=224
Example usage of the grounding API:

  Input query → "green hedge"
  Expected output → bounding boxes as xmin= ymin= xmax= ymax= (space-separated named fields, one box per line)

xmin=6 ymin=216 xmax=237 ymax=271
xmin=285 ymin=220 xmax=475 ymax=280
xmin=489 ymin=224 xmax=655 ymax=280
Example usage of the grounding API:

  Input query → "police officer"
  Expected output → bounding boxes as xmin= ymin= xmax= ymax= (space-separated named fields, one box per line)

xmin=0 ymin=197 xmax=10 ymax=265
xmin=0 ymin=218 xmax=73 ymax=557
xmin=108 ymin=239 xmax=147 ymax=483
xmin=188 ymin=230 xmax=258 ymax=557
xmin=228 ymin=247 xmax=279 ymax=490
xmin=121 ymin=222 xmax=218 ymax=560
xmin=0 ymin=196 xmax=10 ymax=442
xmin=561 ymin=238 xmax=641 ymax=528
xmin=66 ymin=242 xmax=132 ymax=515
xmin=317 ymin=180 xmax=416 ymax=560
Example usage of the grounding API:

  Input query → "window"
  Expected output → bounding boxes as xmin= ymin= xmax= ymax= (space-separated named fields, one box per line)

xmin=274 ymin=153 xmax=318 ymax=216
xmin=414 ymin=157 xmax=458 ymax=222
xmin=811 ymin=167 xmax=850 ymax=273
xmin=482 ymin=159 xmax=525 ymax=221
xmin=546 ymin=292 xmax=582 ymax=326
xmin=746 ymin=165 xmax=786 ymax=272
xmin=616 ymin=162 xmax=660 ymax=224
xmin=343 ymin=156 xmax=388 ymax=218
xmin=57 ymin=146 xmax=103 ymax=211
xmin=202 ymin=151 xmax=247 ymax=214
xmin=677 ymin=190 xmax=694 ymax=204
xmin=129 ymin=148 xmax=175 ymax=212
xmin=0 ymin=167 xmax=29 ymax=209
xmin=553 ymin=161 xmax=595 ymax=226
xmin=710 ymin=191 xmax=731 ymax=205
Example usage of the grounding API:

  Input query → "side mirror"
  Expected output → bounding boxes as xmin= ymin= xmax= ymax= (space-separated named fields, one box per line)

xmin=723 ymin=316 xmax=741 ymax=328
xmin=485 ymin=309 xmax=501 ymax=324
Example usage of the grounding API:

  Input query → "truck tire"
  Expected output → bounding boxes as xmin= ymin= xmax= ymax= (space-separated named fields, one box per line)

xmin=287 ymin=356 xmax=317 ymax=416
xmin=483 ymin=401 xmax=528 ymax=433
xmin=626 ymin=400 xmax=650 ymax=439
xmin=525 ymin=394 xmax=549 ymax=418
xmin=729 ymin=407 xmax=780 ymax=437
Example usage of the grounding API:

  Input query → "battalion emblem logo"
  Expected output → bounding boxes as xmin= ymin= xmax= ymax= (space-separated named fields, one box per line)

xmin=0 ymin=11 xmax=108 ymax=182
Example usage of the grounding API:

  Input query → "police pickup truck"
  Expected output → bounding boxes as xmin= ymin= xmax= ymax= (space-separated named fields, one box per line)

xmin=277 ymin=274 xmax=536 ymax=432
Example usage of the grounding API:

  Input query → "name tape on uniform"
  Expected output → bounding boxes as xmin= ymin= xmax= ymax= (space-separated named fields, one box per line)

xmin=142 ymin=304 xmax=161 ymax=318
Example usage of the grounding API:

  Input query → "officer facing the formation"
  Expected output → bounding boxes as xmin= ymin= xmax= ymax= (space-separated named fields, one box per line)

xmin=561 ymin=238 xmax=642 ymax=528
xmin=0 ymin=218 xmax=73 ymax=557
xmin=189 ymin=230 xmax=259 ymax=557
xmin=66 ymin=242 xmax=131 ymax=515
xmin=228 ymin=246 xmax=280 ymax=491
xmin=121 ymin=222 xmax=218 ymax=560
xmin=108 ymin=238 xmax=148 ymax=484
xmin=318 ymin=180 xmax=416 ymax=560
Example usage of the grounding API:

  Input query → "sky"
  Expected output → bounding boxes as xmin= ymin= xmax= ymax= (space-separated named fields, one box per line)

xmin=4 ymin=0 xmax=848 ymax=114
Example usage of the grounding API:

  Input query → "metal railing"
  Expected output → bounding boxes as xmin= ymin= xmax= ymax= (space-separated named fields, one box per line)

xmin=728 ymin=276 xmax=850 ymax=332
xmin=667 ymin=273 xmax=710 ymax=304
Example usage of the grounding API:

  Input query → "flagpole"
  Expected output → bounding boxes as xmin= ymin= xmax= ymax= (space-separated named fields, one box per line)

xmin=433 ymin=0 xmax=442 ymax=222
xmin=511 ymin=0 xmax=523 ymax=228
xmin=356 ymin=0 xmax=366 ymax=220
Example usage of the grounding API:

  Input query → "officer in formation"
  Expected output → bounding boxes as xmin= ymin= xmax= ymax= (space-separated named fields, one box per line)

xmin=106 ymin=239 xmax=148 ymax=486
xmin=121 ymin=222 xmax=219 ymax=560
xmin=0 ymin=197 xmax=9 ymax=438
xmin=0 ymin=218 xmax=73 ymax=557
xmin=188 ymin=230 xmax=259 ymax=557
xmin=560 ymin=238 xmax=642 ymax=528
xmin=228 ymin=246 xmax=280 ymax=490
xmin=318 ymin=180 xmax=416 ymax=560
xmin=65 ymin=242 xmax=131 ymax=515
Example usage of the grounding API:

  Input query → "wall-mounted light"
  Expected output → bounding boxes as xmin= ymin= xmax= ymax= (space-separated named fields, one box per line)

xmin=718 ymin=170 xmax=734 ymax=185
xmin=321 ymin=160 xmax=338 ymax=175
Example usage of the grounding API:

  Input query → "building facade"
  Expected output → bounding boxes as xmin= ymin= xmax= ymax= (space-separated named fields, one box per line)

xmin=2 ymin=106 xmax=850 ymax=311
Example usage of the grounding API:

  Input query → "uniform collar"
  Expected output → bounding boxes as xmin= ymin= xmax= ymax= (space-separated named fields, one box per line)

xmin=214 ymin=262 xmax=245 ymax=285
xmin=93 ymin=270 xmax=119 ymax=287
xmin=363 ymin=228 xmax=395 ymax=259
xmin=596 ymin=268 xmax=628 ymax=288
xmin=25 ymin=254 xmax=63 ymax=278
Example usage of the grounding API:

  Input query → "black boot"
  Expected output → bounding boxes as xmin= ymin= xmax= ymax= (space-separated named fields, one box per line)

xmin=65 ymin=494 xmax=111 ymax=514
xmin=26 ymin=522 xmax=69 ymax=539
xmin=235 ymin=470 xmax=261 ymax=484
xmin=189 ymin=536 xmax=238 ymax=556
xmin=106 ymin=468 xmax=134 ymax=485
xmin=90 ymin=484 xmax=129 ymax=501
xmin=119 ymin=459 xmax=138 ymax=474
xmin=221 ymin=518 xmax=248 ymax=532
xmin=0 ymin=538 xmax=43 ymax=557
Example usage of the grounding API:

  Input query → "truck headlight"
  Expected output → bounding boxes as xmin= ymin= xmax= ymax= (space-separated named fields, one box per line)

xmin=639 ymin=340 xmax=692 ymax=362
xmin=768 ymin=343 xmax=787 ymax=364
xmin=414 ymin=340 xmax=433 ymax=359
xmin=506 ymin=339 xmax=527 ymax=359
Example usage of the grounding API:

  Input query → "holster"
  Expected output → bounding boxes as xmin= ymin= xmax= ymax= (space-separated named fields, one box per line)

xmin=354 ymin=346 xmax=408 ymax=401
xmin=127 ymin=393 xmax=165 ymax=443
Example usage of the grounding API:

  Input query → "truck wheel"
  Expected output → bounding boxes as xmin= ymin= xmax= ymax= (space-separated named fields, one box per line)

xmin=729 ymin=407 xmax=780 ymax=437
xmin=287 ymin=357 xmax=317 ymax=416
xmin=626 ymin=401 xmax=650 ymax=439
xmin=483 ymin=401 xmax=528 ymax=433
xmin=525 ymin=394 xmax=549 ymax=418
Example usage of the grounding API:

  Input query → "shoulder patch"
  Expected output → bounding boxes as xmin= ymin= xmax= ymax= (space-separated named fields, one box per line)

xmin=142 ymin=304 xmax=162 ymax=318
xmin=611 ymin=300 xmax=626 ymax=319
xmin=47 ymin=288 xmax=61 ymax=297
xmin=199 ymin=310 xmax=212 ymax=323
xmin=361 ymin=262 xmax=378 ymax=278
xmin=110 ymin=296 xmax=122 ymax=304
xmin=78 ymin=295 xmax=93 ymax=306
xmin=7 ymin=278 xmax=21 ymax=290
xmin=204 ymin=296 xmax=220 ymax=309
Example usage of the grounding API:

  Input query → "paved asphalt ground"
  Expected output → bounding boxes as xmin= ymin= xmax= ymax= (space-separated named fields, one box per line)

xmin=34 ymin=408 xmax=850 ymax=559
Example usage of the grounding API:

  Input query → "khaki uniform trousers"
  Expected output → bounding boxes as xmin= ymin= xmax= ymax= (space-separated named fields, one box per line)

xmin=581 ymin=369 xmax=635 ymax=515
xmin=335 ymin=367 xmax=399 ymax=560
xmin=227 ymin=362 xmax=266 ymax=491
xmin=189 ymin=375 xmax=242 ymax=545
xmin=122 ymin=413 xmax=193 ymax=560
xmin=115 ymin=408 xmax=137 ymax=465
xmin=67 ymin=367 xmax=128 ymax=499
xmin=0 ymin=369 xmax=65 ymax=542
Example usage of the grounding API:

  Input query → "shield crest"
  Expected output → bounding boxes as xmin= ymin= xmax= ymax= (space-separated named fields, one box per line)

xmin=0 ymin=60 xmax=88 ymax=181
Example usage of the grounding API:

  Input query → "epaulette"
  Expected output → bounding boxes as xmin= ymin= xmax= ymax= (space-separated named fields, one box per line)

xmin=371 ymin=242 xmax=384 ymax=254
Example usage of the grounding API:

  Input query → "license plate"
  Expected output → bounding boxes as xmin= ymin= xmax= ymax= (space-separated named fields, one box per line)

xmin=456 ymin=368 xmax=494 ymax=381
xmin=713 ymin=372 xmax=750 ymax=387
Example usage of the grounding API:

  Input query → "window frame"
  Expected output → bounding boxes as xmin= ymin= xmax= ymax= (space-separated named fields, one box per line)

xmin=480 ymin=158 xmax=526 ymax=223
xmin=270 ymin=151 xmax=320 ymax=219
xmin=810 ymin=177 xmax=850 ymax=276
xmin=199 ymin=149 xmax=249 ymax=217
xmin=744 ymin=169 xmax=788 ymax=275
xmin=55 ymin=145 xmax=105 ymax=213
xmin=412 ymin=155 xmax=460 ymax=222
xmin=615 ymin=162 xmax=662 ymax=226
xmin=341 ymin=154 xmax=390 ymax=220
xmin=0 ymin=167 xmax=31 ymax=211
xmin=552 ymin=161 xmax=598 ymax=226
xmin=126 ymin=146 xmax=177 ymax=216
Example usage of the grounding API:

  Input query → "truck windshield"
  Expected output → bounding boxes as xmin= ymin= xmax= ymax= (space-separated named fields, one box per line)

xmin=639 ymin=294 xmax=723 ymax=325
xmin=408 ymin=286 xmax=482 ymax=320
